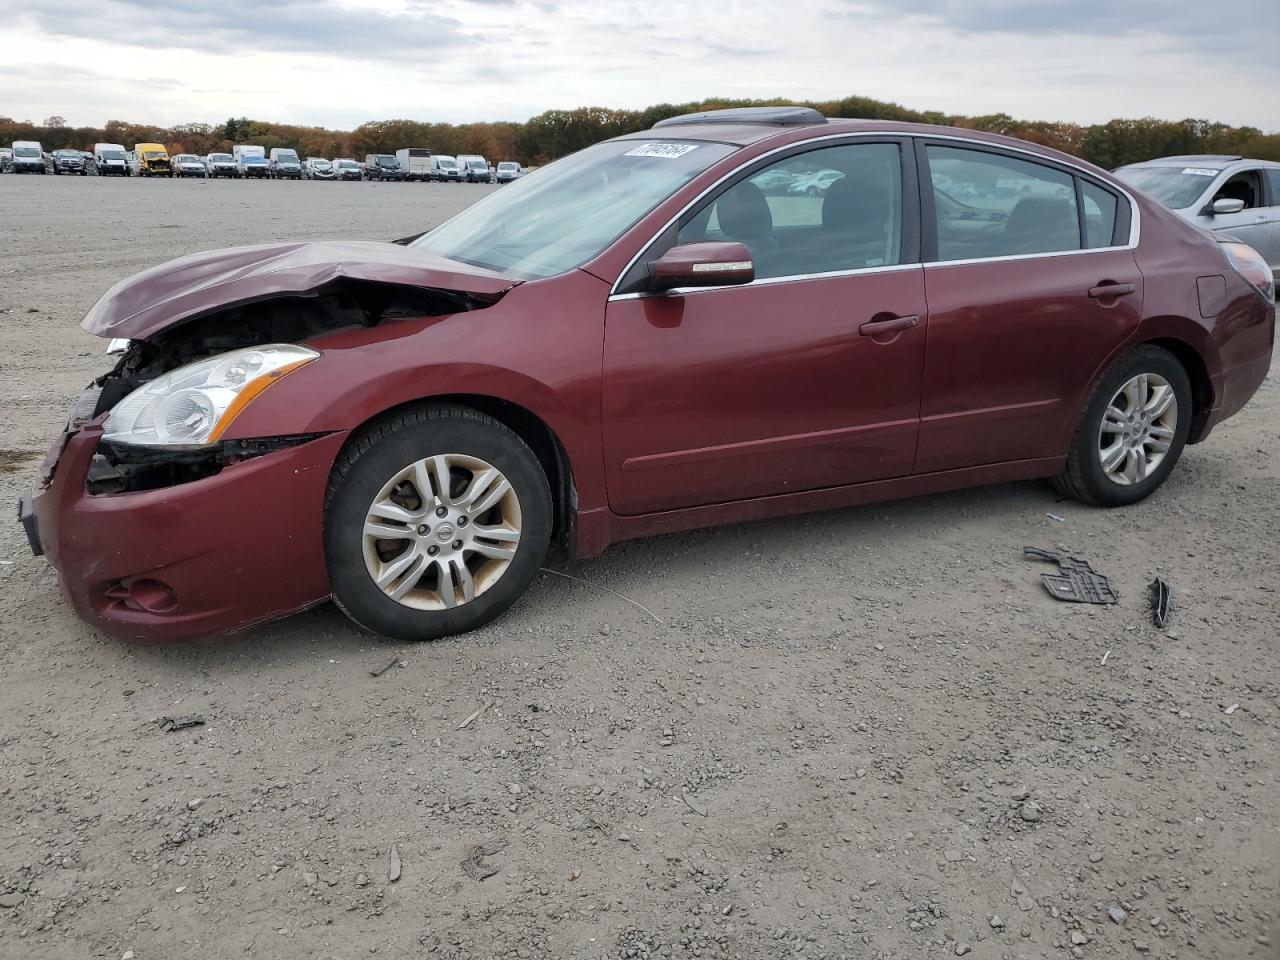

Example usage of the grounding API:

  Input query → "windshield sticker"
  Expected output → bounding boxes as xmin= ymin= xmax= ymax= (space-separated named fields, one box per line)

xmin=624 ymin=143 xmax=699 ymax=159
xmin=1181 ymin=167 xmax=1219 ymax=177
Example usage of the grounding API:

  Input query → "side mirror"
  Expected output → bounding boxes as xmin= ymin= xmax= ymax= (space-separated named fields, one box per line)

xmin=649 ymin=242 xmax=754 ymax=291
xmin=1210 ymin=197 xmax=1246 ymax=215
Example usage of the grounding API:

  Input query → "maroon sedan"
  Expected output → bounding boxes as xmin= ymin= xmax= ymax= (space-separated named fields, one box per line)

xmin=21 ymin=107 xmax=1275 ymax=643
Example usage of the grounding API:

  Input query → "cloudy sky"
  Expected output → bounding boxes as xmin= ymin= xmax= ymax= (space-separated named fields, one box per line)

xmin=1 ymin=0 xmax=1276 ymax=131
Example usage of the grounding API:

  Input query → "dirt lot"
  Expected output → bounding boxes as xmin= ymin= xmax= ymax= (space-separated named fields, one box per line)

xmin=0 ymin=175 xmax=1277 ymax=960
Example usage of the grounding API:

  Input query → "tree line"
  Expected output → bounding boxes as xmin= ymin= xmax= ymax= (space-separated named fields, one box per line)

xmin=5 ymin=95 xmax=1278 ymax=170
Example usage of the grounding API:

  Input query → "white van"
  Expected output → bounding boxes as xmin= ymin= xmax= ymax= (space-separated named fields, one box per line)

xmin=430 ymin=154 xmax=461 ymax=182
xmin=233 ymin=144 xmax=269 ymax=179
xmin=11 ymin=140 xmax=46 ymax=174
xmin=268 ymin=147 xmax=302 ymax=179
xmin=395 ymin=148 xmax=432 ymax=182
xmin=93 ymin=142 xmax=129 ymax=176
xmin=456 ymin=154 xmax=491 ymax=183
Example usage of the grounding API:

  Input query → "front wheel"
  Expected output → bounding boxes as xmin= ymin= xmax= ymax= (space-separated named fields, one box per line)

xmin=324 ymin=405 xmax=552 ymax=641
xmin=1053 ymin=345 xmax=1192 ymax=507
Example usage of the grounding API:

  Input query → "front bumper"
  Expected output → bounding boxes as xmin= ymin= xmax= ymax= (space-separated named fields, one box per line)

xmin=25 ymin=415 xmax=347 ymax=643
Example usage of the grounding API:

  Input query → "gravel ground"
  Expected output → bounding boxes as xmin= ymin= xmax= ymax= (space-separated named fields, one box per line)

xmin=0 ymin=175 xmax=1277 ymax=960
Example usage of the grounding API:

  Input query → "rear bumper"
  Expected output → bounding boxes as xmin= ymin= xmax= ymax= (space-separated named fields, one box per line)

xmin=26 ymin=419 xmax=347 ymax=643
xmin=1200 ymin=299 xmax=1275 ymax=440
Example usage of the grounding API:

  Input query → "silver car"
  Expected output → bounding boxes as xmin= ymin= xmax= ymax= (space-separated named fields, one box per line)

xmin=1115 ymin=155 xmax=1280 ymax=276
xmin=304 ymin=157 xmax=336 ymax=180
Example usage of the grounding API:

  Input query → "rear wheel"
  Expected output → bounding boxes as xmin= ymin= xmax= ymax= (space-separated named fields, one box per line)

xmin=324 ymin=405 xmax=552 ymax=641
xmin=1053 ymin=345 xmax=1191 ymax=506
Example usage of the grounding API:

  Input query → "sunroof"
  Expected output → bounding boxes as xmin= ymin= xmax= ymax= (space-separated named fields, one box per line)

xmin=652 ymin=106 xmax=828 ymax=129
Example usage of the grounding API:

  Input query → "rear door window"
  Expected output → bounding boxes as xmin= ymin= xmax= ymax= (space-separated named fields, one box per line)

xmin=926 ymin=145 xmax=1081 ymax=261
xmin=1264 ymin=169 xmax=1280 ymax=207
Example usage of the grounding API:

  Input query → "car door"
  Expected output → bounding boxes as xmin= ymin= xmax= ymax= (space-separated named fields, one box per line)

xmin=1259 ymin=169 xmax=1280 ymax=275
xmin=915 ymin=141 xmax=1145 ymax=474
xmin=602 ymin=138 xmax=928 ymax=516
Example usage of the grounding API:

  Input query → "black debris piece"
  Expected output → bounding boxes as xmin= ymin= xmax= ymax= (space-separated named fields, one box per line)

xmin=158 ymin=715 xmax=205 ymax=732
xmin=1149 ymin=577 xmax=1173 ymax=628
xmin=1023 ymin=547 xmax=1118 ymax=605
xmin=369 ymin=657 xmax=400 ymax=678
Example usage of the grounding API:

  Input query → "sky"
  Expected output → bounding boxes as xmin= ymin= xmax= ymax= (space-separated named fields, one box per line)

xmin=1 ymin=0 xmax=1276 ymax=132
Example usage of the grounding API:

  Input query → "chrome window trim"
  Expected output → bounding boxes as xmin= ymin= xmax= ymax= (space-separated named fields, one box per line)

xmin=606 ymin=130 xmax=1142 ymax=300
xmin=608 ymin=263 xmax=922 ymax=301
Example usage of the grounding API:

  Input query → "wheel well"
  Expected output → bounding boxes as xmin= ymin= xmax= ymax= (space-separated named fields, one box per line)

xmin=1146 ymin=337 xmax=1214 ymax=443
xmin=346 ymin=394 xmax=575 ymax=547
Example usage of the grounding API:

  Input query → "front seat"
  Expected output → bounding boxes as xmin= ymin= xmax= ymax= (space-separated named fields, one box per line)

xmin=1003 ymin=197 xmax=1079 ymax=254
xmin=715 ymin=181 xmax=777 ymax=271
xmin=822 ymin=175 xmax=891 ymax=269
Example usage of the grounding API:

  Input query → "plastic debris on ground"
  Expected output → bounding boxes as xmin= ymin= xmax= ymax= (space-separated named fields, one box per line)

xmin=1023 ymin=547 xmax=1118 ymax=604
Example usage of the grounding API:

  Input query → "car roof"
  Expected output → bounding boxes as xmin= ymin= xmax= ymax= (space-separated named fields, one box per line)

xmin=1121 ymin=154 xmax=1280 ymax=171
xmin=613 ymin=115 xmax=1108 ymax=172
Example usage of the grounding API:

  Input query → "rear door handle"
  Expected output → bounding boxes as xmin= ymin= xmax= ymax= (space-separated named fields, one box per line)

xmin=859 ymin=314 xmax=919 ymax=337
xmin=1088 ymin=282 xmax=1136 ymax=299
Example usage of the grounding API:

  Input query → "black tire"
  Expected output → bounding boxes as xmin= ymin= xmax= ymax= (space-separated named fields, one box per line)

xmin=1052 ymin=344 xmax=1192 ymax=507
xmin=324 ymin=404 xmax=553 ymax=641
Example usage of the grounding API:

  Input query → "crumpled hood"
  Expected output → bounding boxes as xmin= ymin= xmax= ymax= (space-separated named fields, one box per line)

xmin=81 ymin=240 xmax=519 ymax=340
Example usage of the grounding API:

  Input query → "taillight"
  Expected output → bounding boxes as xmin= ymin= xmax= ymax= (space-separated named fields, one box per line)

xmin=1221 ymin=241 xmax=1275 ymax=304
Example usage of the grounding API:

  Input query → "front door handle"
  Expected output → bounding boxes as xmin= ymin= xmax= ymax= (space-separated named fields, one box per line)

xmin=1088 ymin=282 xmax=1136 ymax=300
xmin=859 ymin=314 xmax=919 ymax=337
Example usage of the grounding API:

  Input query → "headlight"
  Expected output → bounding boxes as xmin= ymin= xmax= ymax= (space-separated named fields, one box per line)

xmin=102 ymin=344 xmax=319 ymax=447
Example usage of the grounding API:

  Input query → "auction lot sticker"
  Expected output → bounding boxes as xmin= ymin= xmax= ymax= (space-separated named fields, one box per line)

xmin=625 ymin=143 xmax=699 ymax=159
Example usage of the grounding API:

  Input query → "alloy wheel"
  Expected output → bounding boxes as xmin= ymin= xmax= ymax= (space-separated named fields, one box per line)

xmin=361 ymin=454 xmax=522 ymax=610
xmin=1097 ymin=373 xmax=1178 ymax=485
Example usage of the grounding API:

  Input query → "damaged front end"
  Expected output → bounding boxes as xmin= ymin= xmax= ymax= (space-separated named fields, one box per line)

xmin=77 ymin=239 xmax=519 ymax=493
xmin=24 ymin=239 xmax=520 ymax=641
xmin=88 ymin=277 xmax=496 ymax=491
xmin=87 ymin=433 xmax=325 ymax=495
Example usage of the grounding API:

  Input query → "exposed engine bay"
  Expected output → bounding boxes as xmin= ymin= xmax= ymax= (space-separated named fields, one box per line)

xmin=83 ymin=279 xmax=499 ymax=494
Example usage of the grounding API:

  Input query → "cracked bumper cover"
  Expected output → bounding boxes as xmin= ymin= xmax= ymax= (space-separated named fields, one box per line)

xmin=26 ymin=419 xmax=348 ymax=643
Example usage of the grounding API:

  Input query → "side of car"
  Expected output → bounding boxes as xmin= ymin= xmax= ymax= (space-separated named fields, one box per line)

xmin=220 ymin=125 xmax=1271 ymax=640
xmin=25 ymin=117 xmax=1274 ymax=644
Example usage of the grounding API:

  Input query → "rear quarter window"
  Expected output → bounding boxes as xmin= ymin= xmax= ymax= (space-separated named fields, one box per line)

xmin=1081 ymin=181 xmax=1120 ymax=248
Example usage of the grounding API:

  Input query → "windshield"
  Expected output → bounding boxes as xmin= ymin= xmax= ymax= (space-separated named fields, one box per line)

xmin=376 ymin=156 xmax=397 ymax=166
xmin=437 ymin=158 xmax=457 ymax=168
xmin=276 ymin=151 xmax=298 ymax=162
xmin=176 ymin=155 xmax=198 ymax=162
xmin=498 ymin=163 xmax=517 ymax=171
xmin=244 ymin=156 xmax=266 ymax=164
xmin=338 ymin=160 xmax=358 ymax=168
xmin=144 ymin=151 xmax=166 ymax=159
xmin=101 ymin=149 xmax=126 ymax=160
xmin=14 ymin=147 xmax=39 ymax=157
xmin=467 ymin=160 xmax=487 ymax=170
xmin=413 ymin=138 xmax=736 ymax=279
xmin=55 ymin=150 xmax=78 ymax=157
xmin=1115 ymin=165 xmax=1218 ymax=210
xmin=314 ymin=159 xmax=331 ymax=167
xmin=210 ymin=153 xmax=232 ymax=162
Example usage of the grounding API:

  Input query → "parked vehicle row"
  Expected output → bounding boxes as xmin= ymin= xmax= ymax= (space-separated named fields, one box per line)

xmin=3 ymin=139 xmax=526 ymax=183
